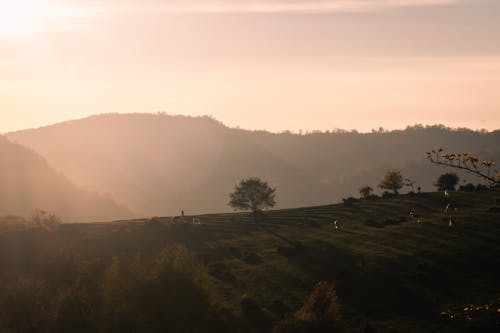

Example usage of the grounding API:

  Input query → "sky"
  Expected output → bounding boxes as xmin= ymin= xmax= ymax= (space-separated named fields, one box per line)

xmin=1 ymin=0 xmax=499 ymax=133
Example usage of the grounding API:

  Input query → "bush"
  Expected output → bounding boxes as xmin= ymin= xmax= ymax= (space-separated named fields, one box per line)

xmin=296 ymin=281 xmax=339 ymax=323
xmin=0 ymin=278 xmax=53 ymax=333
xmin=459 ymin=183 xmax=476 ymax=192
xmin=53 ymin=286 xmax=95 ymax=333
xmin=31 ymin=209 xmax=61 ymax=230
xmin=342 ymin=197 xmax=357 ymax=207
xmin=359 ymin=186 xmax=373 ymax=199
xmin=273 ymin=281 xmax=341 ymax=333
xmin=435 ymin=173 xmax=460 ymax=191
xmin=100 ymin=245 xmax=221 ymax=333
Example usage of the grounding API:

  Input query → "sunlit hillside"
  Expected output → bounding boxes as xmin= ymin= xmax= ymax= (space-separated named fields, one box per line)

xmin=6 ymin=113 xmax=500 ymax=217
xmin=0 ymin=135 xmax=132 ymax=221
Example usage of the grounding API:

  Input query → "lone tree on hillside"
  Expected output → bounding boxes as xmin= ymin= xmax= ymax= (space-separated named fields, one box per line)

xmin=359 ymin=186 xmax=373 ymax=199
xmin=379 ymin=170 xmax=404 ymax=194
xmin=435 ymin=173 xmax=460 ymax=191
xmin=229 ymin=177 xmax=276 ymax=216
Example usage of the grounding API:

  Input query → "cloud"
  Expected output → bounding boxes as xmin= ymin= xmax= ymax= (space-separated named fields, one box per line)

xmin=84 ymin=0 xmax=471 ymax=15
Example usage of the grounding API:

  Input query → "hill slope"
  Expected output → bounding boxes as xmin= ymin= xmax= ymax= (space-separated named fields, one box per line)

xmin=6 ymin=113 xmax=500 ymax=216
xmin=1 ymin=188 xmax=499 ymax=332
xmin=0 ymin=135 xmax=132 ymax=221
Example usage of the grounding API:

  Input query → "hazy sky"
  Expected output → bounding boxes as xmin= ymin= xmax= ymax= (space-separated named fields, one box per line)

xmin=1 ymin=0 xmax=499 ymax=133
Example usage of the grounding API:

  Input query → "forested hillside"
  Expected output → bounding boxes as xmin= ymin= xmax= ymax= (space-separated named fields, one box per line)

xmin=6 ymin=113 xmax=500 ymax=216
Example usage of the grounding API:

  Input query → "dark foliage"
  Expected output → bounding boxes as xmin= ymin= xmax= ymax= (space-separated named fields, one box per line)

xmin=379 ymin=171 xmax=404 ymax=194
xmin=459 ymin=183 xmax=477 ymax=192
xmin=359 ymin=186 xmax=374 ymax=199
xmin=241 ymin=295 xmax=274 ymax=332
xmin=273 ymin=281 xmax=340 ymax=333
xmin=0 ymin=244 xmax=229 ymax=333
xmin=229 ymin=177 xmax=277 ymax=215
xmin=342 ymin=197 xmax=357 ymax=207
xmin=435 ymin=173 xmax=460 ymax=191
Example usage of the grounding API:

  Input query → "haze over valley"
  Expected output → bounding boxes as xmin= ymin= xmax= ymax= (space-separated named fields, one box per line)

xmin=4 ymin=113 xmax=500 ymax=219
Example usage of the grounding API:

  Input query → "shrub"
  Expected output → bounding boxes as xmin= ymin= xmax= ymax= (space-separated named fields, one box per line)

xmin=296 ymin=281 xmax=339 ymax=324
xmin=100 ymin=245 xmax=219 ymax=333
xmin=0 ymin=278 xmax=53 ymax=333
xmin=359 ymin=186 xmax=373 ymax=199
xmin=31 ymin=209 xmax=61 ymax=230
xmin=273 ymin=281 xmax=340 ymax=333
xmin=342 ymin=197 xmax=357 ymax=207
xmin=459 ymin=183 xmax=476 ymax=192
xmin=435 ymin=173 xmax=460 ymax=191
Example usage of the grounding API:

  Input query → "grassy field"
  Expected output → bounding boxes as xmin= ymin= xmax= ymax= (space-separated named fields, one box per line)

xmin=1 ymin=188 xmax=499 ymax=332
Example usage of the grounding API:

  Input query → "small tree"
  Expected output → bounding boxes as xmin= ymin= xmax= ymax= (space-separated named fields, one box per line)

xmin=404 ymin=178 xmax=416 ymax=193
xmin=379 ymin=171 xmax=404 ymax=194
xmin=31 ymin=209 xmax=61 ymax=230
xmin=229 ymin=177 xmax=276 ymax=216
xmin=359 ymin=186 xmax=373 ymax=199
xmin=435 ymin=173 xmax=459 ymax=191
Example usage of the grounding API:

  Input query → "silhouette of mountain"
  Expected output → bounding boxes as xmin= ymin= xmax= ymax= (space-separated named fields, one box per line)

xmin=0 ymin=135 xmax=132 ymax=222
xmin=6 ymin=113 xmax=500 ymax=216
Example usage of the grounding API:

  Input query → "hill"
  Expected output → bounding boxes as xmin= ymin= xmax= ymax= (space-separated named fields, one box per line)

xmin=6 ymin=113 xmax=500 ymax=217
xmin=1 ymin=188 xmax=499 ymax=332
xmin=0 ymin=135 xmax=133 ymax=222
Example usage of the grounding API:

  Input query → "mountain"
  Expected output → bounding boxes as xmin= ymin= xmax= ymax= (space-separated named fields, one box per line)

xmin=5 ymin=113 xmax=500 ymax=216
xmin=0 ymin=135 xmax=132 ymax=222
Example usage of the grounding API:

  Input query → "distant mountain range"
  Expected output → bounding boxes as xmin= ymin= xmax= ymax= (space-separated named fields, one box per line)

xmin=0 ymin=135 xmax=132 ymax=222
xmin=5 ymin=113 xmax=500 ymax=218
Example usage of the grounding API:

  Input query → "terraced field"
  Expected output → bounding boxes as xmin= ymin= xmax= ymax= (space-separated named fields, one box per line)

xmin=1 ymin=188 xmax=499 ymax=332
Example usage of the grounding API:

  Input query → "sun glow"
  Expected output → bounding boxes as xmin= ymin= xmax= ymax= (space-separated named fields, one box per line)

xmin=0 ymin=0 xmax=79 ymax=37
xmin=0 ymin=1 xmax=44 ymax=37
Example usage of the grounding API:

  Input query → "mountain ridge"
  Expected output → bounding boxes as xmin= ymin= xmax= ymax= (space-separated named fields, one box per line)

xmin=6 ymin=113 xmax=500 ymax=217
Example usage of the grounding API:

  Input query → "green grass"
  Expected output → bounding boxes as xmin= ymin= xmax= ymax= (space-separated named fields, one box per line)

xmin=1 ymin=188 xmax=499 ymax=332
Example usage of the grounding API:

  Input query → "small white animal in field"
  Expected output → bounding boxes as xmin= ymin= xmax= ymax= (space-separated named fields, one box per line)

xmin=192 ymin=218 xmax=201 ymax=225
xmin=444 ymin=190 xmax=449 ymax=197
xmin=449 ymin=218 xmax=455 ymax=227
xmin=333 ymin=220 xmax=339 ymax=230
xmin=409 ymin=210 xmax=420 ymax=222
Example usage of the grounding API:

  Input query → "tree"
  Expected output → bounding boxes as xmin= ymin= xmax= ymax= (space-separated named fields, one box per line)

xmin=359 ymin=186 xmax=373 ymax=199
xmin=379 ymin=171 xmax=404 ymax=194
xmin=404 ymin=178 xmax=416 ymax=193
xmin=229 ymin=177 xmax=276 ymax=215
xmin=427 ymin=149 xmax=499 ymax=187
xmin=435 ymin=173 xmax=460 ymax=191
